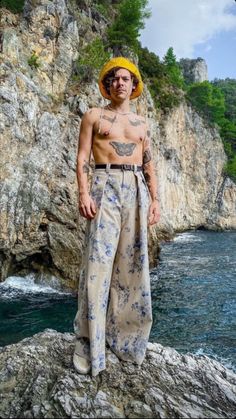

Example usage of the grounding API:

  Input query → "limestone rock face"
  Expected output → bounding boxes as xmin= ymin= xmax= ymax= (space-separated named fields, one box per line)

xmin=0 ymin=0 xmax=102 ymax=285
xmin=0 ymin=330 xmax=235 ymax=418
xmin=179 ymin=58 xmax=208 ymax=83
xmin=0 ymin=0 xmax=235 ymax=285
xmin=153 ymin=104 xmax=236 ymax=233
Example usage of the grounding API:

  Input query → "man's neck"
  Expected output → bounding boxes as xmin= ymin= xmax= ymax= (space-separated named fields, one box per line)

xmin=108 ymin=99 xmax=131 ymax=114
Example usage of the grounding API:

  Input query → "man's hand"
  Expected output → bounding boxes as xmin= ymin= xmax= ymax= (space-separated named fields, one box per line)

xmin=148 ymin=200 xmax=160 ymax=226
xmin=79 ymin=192 xmax=97 ymax=220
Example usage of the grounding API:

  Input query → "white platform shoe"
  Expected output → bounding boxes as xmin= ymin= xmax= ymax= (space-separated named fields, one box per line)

xmin=73 ymin=353 xmax=91 ymax=374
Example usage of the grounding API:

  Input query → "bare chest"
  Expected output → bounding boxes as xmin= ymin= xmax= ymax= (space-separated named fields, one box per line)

xmin=94 ymin=112 xmax=146 ymax=142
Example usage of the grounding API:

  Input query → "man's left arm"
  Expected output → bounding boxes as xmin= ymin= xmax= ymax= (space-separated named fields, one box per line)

xmin=142 ymin=123 xmax=160 ymax=226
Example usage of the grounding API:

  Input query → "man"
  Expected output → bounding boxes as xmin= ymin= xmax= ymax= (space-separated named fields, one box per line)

xmin=73 ymin=57 xmax=160 ymax=376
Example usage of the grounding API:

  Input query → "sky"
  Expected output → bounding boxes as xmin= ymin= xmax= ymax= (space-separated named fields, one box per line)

xmin=140 ymin=0 xmax=236 ymax=81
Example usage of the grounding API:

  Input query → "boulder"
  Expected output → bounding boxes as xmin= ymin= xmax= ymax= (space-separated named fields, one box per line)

xmin=0 ymin=329 xmax=235 ymax=418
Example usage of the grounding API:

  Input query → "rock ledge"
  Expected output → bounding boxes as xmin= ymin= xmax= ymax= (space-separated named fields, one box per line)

xmin=0 ymin=329 xmax=235 ymax=418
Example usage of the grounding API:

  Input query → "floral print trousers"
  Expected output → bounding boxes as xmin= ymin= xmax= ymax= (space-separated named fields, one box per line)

xmin=73 ymin=166 xmax=153 ymax=376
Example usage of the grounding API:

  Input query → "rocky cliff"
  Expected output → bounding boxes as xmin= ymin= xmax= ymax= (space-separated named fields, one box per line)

xmin=0 ymin=0 xmax=235 ymax=285
xmin=0 ymin=329 xmax=235 ymax=418
xmin=179 ymin=58 xmax=208 ymax=83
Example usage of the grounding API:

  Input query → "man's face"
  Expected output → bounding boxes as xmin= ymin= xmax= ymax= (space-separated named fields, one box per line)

xmin=109 ymin=68 xmax=133 ymax=100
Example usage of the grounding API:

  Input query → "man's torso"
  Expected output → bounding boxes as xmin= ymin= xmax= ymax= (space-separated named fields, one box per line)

xmin=91 ymin=107 xmax=146 ymax=165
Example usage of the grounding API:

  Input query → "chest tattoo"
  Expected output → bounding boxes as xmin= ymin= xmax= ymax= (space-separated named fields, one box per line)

xmin=128 ymin=118 xmax=145 ymax=127
xmin=110 ymin=141 xmax=137 ymax=156
xmin=102 ymin=115 xmax=117 ymax=123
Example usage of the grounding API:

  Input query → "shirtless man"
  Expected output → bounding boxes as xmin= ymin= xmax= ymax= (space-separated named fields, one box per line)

xmin=73 ymin=57 xmax=160 ymax=376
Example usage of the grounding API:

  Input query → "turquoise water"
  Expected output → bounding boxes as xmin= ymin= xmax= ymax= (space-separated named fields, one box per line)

xmin=150 ymin=230 xmax=236 ymax=371
xmin=0 ymin=230 xmax=235 ymax=371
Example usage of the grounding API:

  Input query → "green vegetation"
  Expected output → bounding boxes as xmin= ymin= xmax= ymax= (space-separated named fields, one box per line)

xmin=186 ymin=81 xmax=225 ymax=122
xmin=137 ymin=45 xmax=184 ymax=110
xmin=107 ymin=0 xmax=151 ymax=54
xmin=163 ymin=47 xmax=184 ymax=89
xmin=28 ymin=52 xmax=41 ymax=69
xmin=212 ymin=78 xmax=236 ymax=124
xmin=1 ymin=0 xmax=25 ymax=13
xmin=75 ymin=38 xmax=110 ymax=82
xmin=223 ymin=155 xmax=236 ymax=180
xmin=186 ymin=80 xmax=236 ymax=181
xmin=94 ymin=3 xmax=109 ymax=19
xmin=94 ymin=0 xmax=116 ymax=19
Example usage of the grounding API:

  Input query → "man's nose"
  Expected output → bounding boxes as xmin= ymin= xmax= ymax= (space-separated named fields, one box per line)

xmin=117 ymin=77 xmax=124 ymax=85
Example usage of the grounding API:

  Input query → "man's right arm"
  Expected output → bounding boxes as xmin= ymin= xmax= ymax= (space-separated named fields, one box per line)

xmin=77 ymin=109 xmax=96 ymax=219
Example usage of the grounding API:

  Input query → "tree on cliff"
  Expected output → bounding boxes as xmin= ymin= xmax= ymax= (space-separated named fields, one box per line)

xmin=163 ymin=47 xmax=184 ymax=89
xmin=187 ymin=81 xmax=225 ymax=122
xmin=137 ymin=45 xmax=185 ymax=110
xmin=107 ymin=0 xmax=151 ymax=54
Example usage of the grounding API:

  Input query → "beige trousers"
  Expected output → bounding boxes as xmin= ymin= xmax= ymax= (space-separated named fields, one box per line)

xmin=74 ymin=167 xmax=152 ymax=376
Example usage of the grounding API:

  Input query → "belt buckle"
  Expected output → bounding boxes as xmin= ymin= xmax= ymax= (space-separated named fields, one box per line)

xmin=123 ymin=164 xmax=132 ymax=171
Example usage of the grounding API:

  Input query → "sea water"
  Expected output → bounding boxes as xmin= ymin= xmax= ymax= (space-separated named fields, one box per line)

xmin=150 ymin=230 xmax=236 ymax=372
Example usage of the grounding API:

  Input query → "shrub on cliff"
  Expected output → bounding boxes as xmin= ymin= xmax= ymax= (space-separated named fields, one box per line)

xmin=94 ymin=0 xmax=121 ymax=18
xmin=212 ymin=78 xmax=236 ymax=124
xmin=74 ymin=38 xmax=110 ymax=82
xmin=223 ymin=155 xmax=236 ymax=182
xmin=186 ymin=81 xmax=225 ymax=123
xmin=187 ymin=81 xmax=236 ymax=181
xmin=137 ymin=45 xmax=184 ymax=111
xmin=1 ymin=0 xmax=24 ymax=13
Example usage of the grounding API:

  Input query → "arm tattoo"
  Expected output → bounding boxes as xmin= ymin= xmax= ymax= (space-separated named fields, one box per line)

xmin=82 ymin=160 xmax=90 ymax=173
xmin=143 ymin=149 xmax=152 ymax=165
xmin=147 ymin=130 xmax=151 ymax=137
xmin=128 ymin=118 xmax=145 ymax=127
xmin=143 ymin=170 xmax=151 ymax=185
xmin=110 ymin=141 xmax=137 ymax=156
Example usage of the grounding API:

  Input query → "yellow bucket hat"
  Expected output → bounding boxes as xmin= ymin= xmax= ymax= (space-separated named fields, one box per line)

xmin=98 ymin=57 xmax=143 ymax=100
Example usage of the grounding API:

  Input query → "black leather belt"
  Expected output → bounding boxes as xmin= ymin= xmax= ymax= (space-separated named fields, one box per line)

xmin=95 ymin=164 xmax=142 ymax=171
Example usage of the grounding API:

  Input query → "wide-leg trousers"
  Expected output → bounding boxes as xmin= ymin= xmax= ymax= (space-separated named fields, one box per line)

xmin=73 ymin=166 xmax=152 ymax=376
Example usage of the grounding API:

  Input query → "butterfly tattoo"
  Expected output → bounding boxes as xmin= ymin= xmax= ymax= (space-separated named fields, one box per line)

xmin=110 ymin=141 xmax=137 ymax=156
